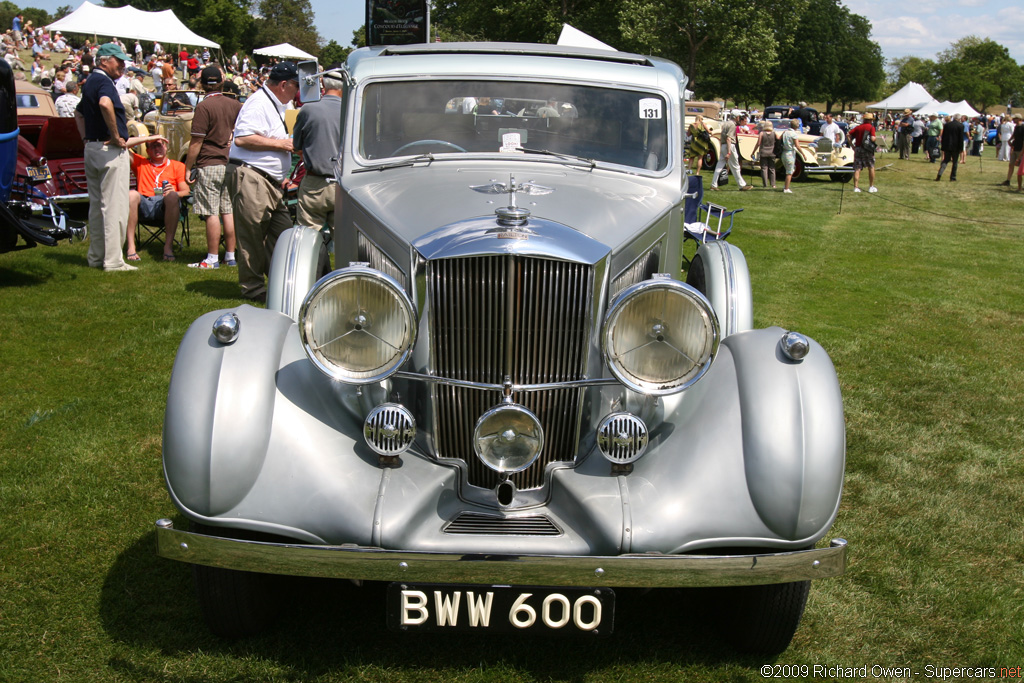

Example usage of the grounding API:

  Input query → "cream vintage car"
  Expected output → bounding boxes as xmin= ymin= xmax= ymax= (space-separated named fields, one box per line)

xmin=687 ymin=106 xmax=853 ymax=182
xmin=155 ymin=43 xmax=848 ymax=655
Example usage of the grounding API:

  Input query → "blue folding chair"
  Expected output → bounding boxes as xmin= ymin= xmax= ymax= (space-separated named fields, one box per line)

xmin=682 ymin=174 xmax=743 ymax=267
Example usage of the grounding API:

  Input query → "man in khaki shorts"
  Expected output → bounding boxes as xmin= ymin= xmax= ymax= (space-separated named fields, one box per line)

xmin=226 ymin=61 xmax=297 ymax=302
xmin=184 ymin=65 xmax=242 ymax=268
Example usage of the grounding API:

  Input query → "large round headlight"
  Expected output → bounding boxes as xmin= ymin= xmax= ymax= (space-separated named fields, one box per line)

xmin=299 ymin=266 xmax=416 ymax=384
xmin=603 ymin=278 xmax=719 ymax=395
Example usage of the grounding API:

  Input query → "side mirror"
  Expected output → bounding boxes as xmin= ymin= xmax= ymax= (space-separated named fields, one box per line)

xmin=298 ymin=60 xmax=321 ymax=104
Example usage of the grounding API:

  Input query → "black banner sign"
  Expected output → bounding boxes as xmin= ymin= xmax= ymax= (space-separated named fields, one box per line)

xmin=366 ymin=0 xmax=428 ymax=46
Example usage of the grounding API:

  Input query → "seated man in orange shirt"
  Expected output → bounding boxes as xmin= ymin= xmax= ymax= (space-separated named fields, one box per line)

xmin=125 ymin=138 xmax=188 ymax=261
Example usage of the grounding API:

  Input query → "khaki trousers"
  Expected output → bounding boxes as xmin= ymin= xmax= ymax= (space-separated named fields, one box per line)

xmin=84 ymin=142 xmax=130 ymax=270
xmin=296 ymin=174 xmax=336 ymax=232
xmin=227 ymin=164 xmax=292 ymax=299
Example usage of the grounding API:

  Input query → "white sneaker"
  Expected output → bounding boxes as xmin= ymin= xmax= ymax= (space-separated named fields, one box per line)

xmin=853 ymin=187 xmax=862 ymax=193
xmin=105 ymin=263 xmax=138 ymax=272
xmin=783 ymin=188 xmax=793 ymax=194
xmin=868 ymin=186 xmax=878 ymax=193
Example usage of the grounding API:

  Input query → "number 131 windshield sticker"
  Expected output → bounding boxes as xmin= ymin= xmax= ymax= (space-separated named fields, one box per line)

xmin=638 ymin=98 xmax=663 ymax=120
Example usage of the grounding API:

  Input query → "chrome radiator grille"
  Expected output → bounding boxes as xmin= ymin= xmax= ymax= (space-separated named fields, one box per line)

xmin=429 ymin=255 xmax=593 ymax=489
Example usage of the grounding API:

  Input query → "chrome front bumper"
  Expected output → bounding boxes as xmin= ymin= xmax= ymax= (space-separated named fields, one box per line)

xmin=804 ymin=165 xmax=853 ymax=175
xmin=155 ymin=519 xmax=847 ymax=587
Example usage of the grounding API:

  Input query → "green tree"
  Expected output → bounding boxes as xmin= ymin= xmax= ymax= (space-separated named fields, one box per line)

xmin=830 ymin=13 xmax=884 ymax=111
xmin=935 ymin=36 xmax=1023 ymax=112
xmin=433 ymin=0 xmax=621 ymax=47
xmin=319 ymin=39 xmax=350 ymax=65
xmin=761 ymin=0 xmax=882 ymax=110
xmin=53 ymin=4 xmax=73 ymax=20
xmin=617 ymin=0 xmax=780 ymax=101
xmin=886 ymin=55 xmax=937 ymax=94
xmin=252 ymin=0 xmax=321 ymax=56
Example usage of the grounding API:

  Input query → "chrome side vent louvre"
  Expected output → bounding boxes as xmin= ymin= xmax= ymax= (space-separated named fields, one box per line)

xmin=611 ymin=242 xmax=661 ymax=299
xmin=443 ymin=512 xmax=562 ymax=536
xmin=357 ymin=231 xmax=407 ymax=289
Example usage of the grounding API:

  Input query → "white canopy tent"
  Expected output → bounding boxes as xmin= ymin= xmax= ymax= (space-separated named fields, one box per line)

xmin=47 ymin=1 xmax=218 ymax=48
xmin=253 ymin=43 xmax=317 ymax=62
xmin=913 ymin=99 xmax=944 ymax=116
xmin=943 ymin=100 xmax=981 ymax=117
xmin=556 ymin=24 xmax=616 ymax=51
xmin=867 ymin=81 xmax=934 ymax=112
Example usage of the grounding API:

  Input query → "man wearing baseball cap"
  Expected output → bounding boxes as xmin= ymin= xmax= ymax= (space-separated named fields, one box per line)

xmin=226 ymin=60 xmax=298 ymax=301
xmin=184 ymin=65 xmax=243 ymax=268
xmin=75 ymin=42 xmax=166 ymax=271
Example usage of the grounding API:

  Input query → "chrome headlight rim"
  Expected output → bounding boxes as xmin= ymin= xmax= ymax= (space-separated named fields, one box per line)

xmin=299 ymin=265 xmax=417 ymax=385
xmin=602 ymin=278 xmax=720 ymax=396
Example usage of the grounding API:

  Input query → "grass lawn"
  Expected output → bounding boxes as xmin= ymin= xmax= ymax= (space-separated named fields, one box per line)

xmin=1 ymin=141 xmax=1022 ymax=681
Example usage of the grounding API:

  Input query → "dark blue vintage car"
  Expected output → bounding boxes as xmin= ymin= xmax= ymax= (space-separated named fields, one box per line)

xmin=0 ymin=59 xmax=84 ymax=252
xmin=762 ymin=105 xmax=849 ymax=142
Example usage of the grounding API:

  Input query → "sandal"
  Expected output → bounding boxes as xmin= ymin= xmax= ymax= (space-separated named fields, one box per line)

xmin=162 ymin=253 xmax=176 ymax=262
xmin=126 ymin=252 xmax=140 ymax=261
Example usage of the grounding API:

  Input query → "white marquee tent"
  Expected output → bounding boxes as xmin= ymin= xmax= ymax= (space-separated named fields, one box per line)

xmin=47 ymin=1 xmax=219 ymax=49
xmin=914 ymin=100 xmax=982 ymax=117
xmin=253 ymin=43 xmax=317 ymax=61
xmin=866 ymin=81 xmax=934 ymax=112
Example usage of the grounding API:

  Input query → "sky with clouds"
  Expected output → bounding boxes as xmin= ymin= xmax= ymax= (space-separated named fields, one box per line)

xmin=29 ymin=0 xmax=1024 ymax=66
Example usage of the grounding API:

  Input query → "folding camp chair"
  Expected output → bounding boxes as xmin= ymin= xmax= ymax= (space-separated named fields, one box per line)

xmin=135 ymin=194 xmax=191 ymax=251
xmin=682 ymin=174 xmax=743 ymax=267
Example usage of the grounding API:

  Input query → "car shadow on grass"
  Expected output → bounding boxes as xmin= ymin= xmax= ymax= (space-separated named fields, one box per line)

xmin=185 ymin=279 xmax=244 ymax=301
xmin=100 ymin=528 xmax=766 ymax=680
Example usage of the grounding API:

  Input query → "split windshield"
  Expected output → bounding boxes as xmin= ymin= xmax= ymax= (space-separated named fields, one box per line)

xmin=357 ymin=79 xmax=669 ymax=171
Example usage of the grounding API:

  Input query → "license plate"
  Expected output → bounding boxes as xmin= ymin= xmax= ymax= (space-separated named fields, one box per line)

xmin=387 ymin=583 xmax=614 ymax=635
xmin=27 ymin=166 xmax=51 ymax=181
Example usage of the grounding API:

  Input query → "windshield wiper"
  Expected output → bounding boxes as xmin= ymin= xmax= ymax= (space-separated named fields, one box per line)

xmin=354 ymin=154 xmax=435 ymax=173
xmin=517 ymin=147 xmax=596 ymax=169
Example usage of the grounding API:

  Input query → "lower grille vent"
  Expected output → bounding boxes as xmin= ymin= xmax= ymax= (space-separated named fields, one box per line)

xmin=443 ymin=512 xmax=562 ymax=536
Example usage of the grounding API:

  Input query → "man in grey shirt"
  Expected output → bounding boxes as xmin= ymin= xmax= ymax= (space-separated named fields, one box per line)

xmin=292 ymin=70 xmax=343 ymax=275
xmin=292 ymin=71 xmax=342 ymax=232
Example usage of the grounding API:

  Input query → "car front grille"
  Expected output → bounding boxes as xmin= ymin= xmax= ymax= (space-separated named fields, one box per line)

xmin=428 ymin=255 xmax=593 ymax=489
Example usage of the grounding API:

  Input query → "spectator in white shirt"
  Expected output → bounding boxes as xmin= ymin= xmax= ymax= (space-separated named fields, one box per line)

xmin=54 ymin=80 xmax=81 ymax=118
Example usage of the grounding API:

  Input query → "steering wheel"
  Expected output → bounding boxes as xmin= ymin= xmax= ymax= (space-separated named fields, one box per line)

xmin=391 ymin=139 xmax=467 ymax=156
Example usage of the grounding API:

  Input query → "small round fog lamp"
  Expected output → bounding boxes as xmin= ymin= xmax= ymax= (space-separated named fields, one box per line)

xmin=212 ymin=312 xmax=240 ymax=344
xmin=473 ymin=403 xmax=544 ymax=474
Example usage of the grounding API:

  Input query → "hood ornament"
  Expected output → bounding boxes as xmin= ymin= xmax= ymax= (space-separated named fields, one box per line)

xmin=471 ymin=175 xmax=553 ymax=226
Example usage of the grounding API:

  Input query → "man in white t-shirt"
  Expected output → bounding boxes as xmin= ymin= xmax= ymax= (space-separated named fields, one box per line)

xmin=819 ymin=113 xmax=842 ymax=146
xmin=225 ymin=61 xmax=297 ymax=302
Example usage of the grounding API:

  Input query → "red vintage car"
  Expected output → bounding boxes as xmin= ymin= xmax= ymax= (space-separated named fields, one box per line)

xmin=16 ymin=81 xmax=89 ymax=213
xmin=1 ymin=69 xmax=85 ymax=252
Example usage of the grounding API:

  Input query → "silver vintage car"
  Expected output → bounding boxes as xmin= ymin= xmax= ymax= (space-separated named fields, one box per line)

xmin=155 ymin=43 xmax=847 ymax=654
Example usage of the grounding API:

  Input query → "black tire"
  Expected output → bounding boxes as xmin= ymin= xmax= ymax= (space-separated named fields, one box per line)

xmin=712 ymin=580 xmax=811 ymax=656
xmin=190 ymin=522 xmax=284 ymax=638
xmin=830 ymin=172 xmax=852 ymax=183
xmin=685 ymin=252 xmax=707 ymax=294
xmin=0 ymin=225 xmax=18 ymax=252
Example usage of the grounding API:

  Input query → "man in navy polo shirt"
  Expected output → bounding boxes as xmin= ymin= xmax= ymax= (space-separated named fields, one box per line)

xmin=75 ymin=43 xmax=164 ymax=271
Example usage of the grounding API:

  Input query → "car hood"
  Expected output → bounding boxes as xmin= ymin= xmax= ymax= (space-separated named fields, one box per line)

xmin=343 ymin=162 xmax=679 ymax=250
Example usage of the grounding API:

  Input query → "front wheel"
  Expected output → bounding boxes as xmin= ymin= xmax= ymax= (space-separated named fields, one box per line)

xmin=190 ymin=523 xmax=284 ymax=638
xmin=703 ymin=144 xmax=717 ymax=171
xmin=710 ymin=580 xmax=811 ymax=655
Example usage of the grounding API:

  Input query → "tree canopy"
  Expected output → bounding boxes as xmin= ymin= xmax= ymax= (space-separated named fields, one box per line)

xmin=434 ymin=0 xmax=884 ymax=108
